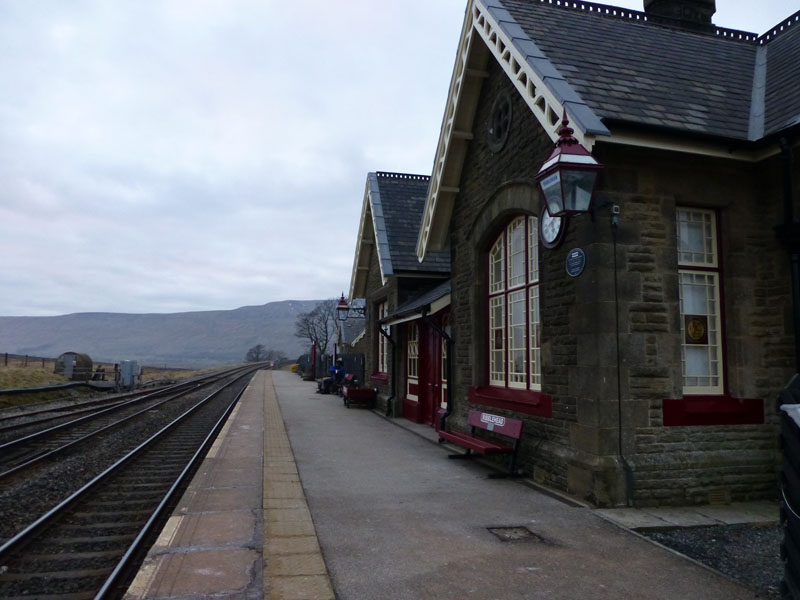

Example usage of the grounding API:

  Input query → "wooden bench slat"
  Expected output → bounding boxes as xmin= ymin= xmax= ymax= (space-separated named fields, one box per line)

xmin=437 ymin=409 xmax=523 ymax=477
xmin=438 ymin=430 xmax=512 ymax=454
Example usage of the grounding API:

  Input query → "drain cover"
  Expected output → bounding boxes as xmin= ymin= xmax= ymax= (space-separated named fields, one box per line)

xmin=487 ymin=526 xmax=543 ymax=542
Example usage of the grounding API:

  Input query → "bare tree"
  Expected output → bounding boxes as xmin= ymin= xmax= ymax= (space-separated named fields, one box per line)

xmin=265 ymin=349 xmax=287 ymax=364
xmin=246 ymin=344 xmax=267 ymax=362
xmin=246 ymin=345 xmax=287 ymax=364
xmin=294 ymin=299 xmax=338 ymax=356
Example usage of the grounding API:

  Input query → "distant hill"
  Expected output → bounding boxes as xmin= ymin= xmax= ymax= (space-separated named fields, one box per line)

xmin=0 ymin=300 xmax=322 ymax=367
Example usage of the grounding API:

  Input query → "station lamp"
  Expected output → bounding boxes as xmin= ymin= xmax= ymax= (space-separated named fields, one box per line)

xmin=536 ymin=110 xmax=603 ymax=217
xmin=336 ymin=293 xmax=365 ymax=321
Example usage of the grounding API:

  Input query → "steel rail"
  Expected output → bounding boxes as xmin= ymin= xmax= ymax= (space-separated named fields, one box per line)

xmin=0 ymin=389 xmax=152 ymax=428
xmin=0 ymin=369 xmax=255 ymax=564
xmin=0 ymin=382 xmax=207 ymax=481
xmin=0 ymin=381 xmax=195 ymax=453
xmin=0 ymin=366 xmax=252 ymax=457
xmin=95 ymin=383 xmax=247 ymax=599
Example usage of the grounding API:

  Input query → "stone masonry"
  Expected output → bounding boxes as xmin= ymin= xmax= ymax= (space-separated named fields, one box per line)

xmin=445 ymin=52 xmax=790 ymax=506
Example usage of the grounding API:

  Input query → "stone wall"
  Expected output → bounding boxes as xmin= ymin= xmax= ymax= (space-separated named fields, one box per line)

xmin=445 ymin=49 xmax=790 ymax=506
xmin=362 ymin=242 xmax=395 ymax=413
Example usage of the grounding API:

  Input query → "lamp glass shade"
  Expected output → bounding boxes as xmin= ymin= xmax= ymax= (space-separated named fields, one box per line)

xmin=562 ymin=170 xmax=598 ymax=213
xmin=336 ymin=295 xmax=349 ymax=321
xmin=539 ymin=171 xmax=564 ymax=217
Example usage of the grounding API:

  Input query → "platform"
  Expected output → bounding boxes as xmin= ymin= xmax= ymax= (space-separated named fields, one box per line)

xmin=125 ymin=369 xmax=778 ymax=600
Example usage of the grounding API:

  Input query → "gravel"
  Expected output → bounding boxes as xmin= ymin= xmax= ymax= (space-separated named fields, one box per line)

xmin=642 ymin=523 xmax=784 ymax=599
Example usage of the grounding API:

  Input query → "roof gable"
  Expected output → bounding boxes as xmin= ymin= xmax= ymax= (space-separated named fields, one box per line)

xmin=417 ymin=0 xmax=800 ymax=260
xmin=349 ymin=172 xmax=449 ymax=300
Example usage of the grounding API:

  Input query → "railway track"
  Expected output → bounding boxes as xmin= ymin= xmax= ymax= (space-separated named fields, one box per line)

xmin=0 ymin=367 xmax=239 ymax=441
xmin=0 ymin=366 xmax=262 ymax=599
xmin=0 ymin=379 xmax=228 ymax=480
xmin=0 ymin=393 xmax=150 ymax=439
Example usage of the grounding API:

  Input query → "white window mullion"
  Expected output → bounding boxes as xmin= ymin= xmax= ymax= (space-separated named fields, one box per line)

xmin=407 ymin=322 xmax=418 ymax=400
xmin=489 ymin=295 xmax=505 ymax=385
xmin=677 ymin=208 xmax=723 ymax=395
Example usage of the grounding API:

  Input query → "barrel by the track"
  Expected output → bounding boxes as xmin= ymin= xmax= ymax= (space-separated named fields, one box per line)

xmin=123 ymin=369 xmax=333 ymax=600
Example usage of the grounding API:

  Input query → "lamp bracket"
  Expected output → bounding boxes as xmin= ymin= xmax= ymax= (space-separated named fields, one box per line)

xmin=590 ymin=197 xmax=620 ymax=226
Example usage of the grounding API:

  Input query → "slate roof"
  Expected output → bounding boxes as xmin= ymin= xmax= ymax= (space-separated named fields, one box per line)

xmin=495 ymin=0 xmax=800 ymax=142
xmin=340 ymin=314 xmax=365 ymax=345
xmin=385 ymin=280 xmax=452 ymax=324
xmin=370 ymin=172 xmax=450 ymax=274
xmin=764 ymin=21 xmax=800 ymax=134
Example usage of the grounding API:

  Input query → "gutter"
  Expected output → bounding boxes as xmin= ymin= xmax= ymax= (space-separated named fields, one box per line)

xmin=775 ymin=137 xmax=800 ymax=374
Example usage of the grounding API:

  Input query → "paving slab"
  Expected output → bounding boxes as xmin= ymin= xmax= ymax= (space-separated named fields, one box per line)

xmin=126 ymin=370 xmax=335 ymax=600
xmin=272 ymin=370 xmax=762 ymax=600
xmin=125 ymin=370 xmax=777 ymax=600
xmin=124 ymin=387 xmax=266 ymax=600
xmin=597 ymin=501 xmax=779 ymax=531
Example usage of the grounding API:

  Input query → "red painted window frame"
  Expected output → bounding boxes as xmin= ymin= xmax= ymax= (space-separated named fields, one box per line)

xmin=469 ymin=385 xmax=553 ymax=417
xmin=663 ymin=209 xmax=763 ymax=426
xmin=663 ymin=395 xmax=764 ymax=426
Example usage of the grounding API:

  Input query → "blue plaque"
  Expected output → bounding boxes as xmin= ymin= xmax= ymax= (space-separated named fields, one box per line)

xmin=566 ymin=248 xmax=586 ymax=277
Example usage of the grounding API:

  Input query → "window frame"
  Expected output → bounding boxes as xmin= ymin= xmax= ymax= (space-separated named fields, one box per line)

xmin=486 ymin=215 xmax=542 ymax=393
xmin=676 ymin=207 xmax=725 ymax=396
xmin=407 ymin=321 xmax=419 ymax=400
xmin=376 ymin=300 xmax=389 ymax=375
xmin=663 ymin=207 xmax=764 ymax=427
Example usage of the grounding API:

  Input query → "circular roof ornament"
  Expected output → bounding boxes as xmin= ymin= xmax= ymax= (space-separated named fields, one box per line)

xmin=488 ymin=92 xmax=512 ymax=152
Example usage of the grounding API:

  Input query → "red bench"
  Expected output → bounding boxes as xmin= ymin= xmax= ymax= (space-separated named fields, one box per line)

xmin=437 ymin=409 xmax=523 ymax=478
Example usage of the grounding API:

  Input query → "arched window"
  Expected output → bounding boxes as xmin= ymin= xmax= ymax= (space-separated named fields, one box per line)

xmin=487 ymin=216 xmax=541 ymax=391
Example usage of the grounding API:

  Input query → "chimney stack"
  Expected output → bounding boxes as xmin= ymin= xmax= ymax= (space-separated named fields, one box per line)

xmin=643 ymin=0 xmax=716 ymax=26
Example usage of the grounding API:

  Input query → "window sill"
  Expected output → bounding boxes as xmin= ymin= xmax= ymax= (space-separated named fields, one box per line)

xmin=370 ymin=372 xmax=389 ymax=384
xmin=468 ymin=386 xmax=552 ymax=418
xmin=662 ymin=395 xmax=764 ymax=426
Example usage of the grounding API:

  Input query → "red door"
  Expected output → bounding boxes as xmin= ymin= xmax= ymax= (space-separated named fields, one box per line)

xmin=418 ymin=322 xmax=442 ymax=426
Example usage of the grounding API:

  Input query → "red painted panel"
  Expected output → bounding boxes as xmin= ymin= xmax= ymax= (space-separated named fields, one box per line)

xmin=417 ymin=321 xmax=442 ymax=426
xmin=468 ymin=386 xmax=553 ymax=418
xmin=408 ymin=382 xmax=419 ymax=396
xmin=370 ymin=372 xmax=389 ymax=384
xmin=663 ymin=396 xmax=764 ymax=426
xmin=403 ymin=397 xmax=421 ymax=422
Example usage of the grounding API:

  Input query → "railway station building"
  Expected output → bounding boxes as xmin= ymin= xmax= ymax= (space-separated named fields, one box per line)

xmin=401 ymin=0 xmax=800 ymax=507
xmin=344 ymin=171 xmax=450 ymax=420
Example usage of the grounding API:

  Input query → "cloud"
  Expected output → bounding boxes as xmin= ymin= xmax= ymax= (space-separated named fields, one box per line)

xmin=0 ymin=0 xmax=792 ymax=316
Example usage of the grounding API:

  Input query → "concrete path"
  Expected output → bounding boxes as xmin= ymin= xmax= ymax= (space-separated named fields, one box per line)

xmin=273 ymin=370 xmax=760 ymax=600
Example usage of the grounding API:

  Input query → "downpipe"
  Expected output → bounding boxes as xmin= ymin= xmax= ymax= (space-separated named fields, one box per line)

xmin=611 ymin=206 xmax=635 ymax=507
xmin=778 ymin=137 xmax=800 ymax=374
xmin=378 ymin=326 xmax=396 ymax=416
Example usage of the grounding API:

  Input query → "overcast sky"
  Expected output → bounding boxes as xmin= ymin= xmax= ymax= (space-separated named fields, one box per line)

xmin=1 ymin=0 xmax=796 ymax=317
